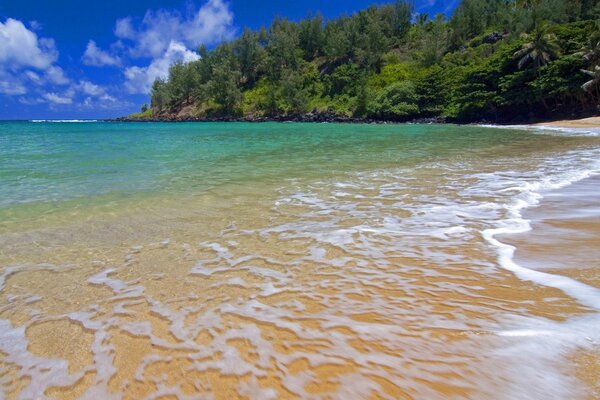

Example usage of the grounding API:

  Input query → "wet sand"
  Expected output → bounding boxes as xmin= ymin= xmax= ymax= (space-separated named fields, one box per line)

xmin=1 ymin=172 xmax=598 ymax=399
xmin=505 ymin=174 xmax=600 ymax=288
xmin=503 ymin=174 xmax=600 ymax=399
xmin=533 ymin=116 xmax=600 ymax=129
xmin=1 ymin=122 xmax=600 ymax=399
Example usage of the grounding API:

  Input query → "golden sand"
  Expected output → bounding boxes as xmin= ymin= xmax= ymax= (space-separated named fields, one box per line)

xmin=1 ymin=162 xmax=599 ymax=399
xmin=534 ymin=116 xmax=600 ymax=129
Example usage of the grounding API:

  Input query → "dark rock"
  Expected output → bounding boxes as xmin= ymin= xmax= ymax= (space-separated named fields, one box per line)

xmin=482 ymin=32 xmax=502 ymax=44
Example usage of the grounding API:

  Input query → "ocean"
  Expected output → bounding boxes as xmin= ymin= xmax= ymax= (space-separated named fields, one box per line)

xmin=1 ymin=121 xmax=599 ymax=399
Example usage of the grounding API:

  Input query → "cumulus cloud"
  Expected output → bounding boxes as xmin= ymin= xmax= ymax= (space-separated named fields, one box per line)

xmin=18 ymin=79 xmax=114 ymax=107
xmin=115 ymin=0 xmax=233 ymax=94
xmin=0 ymin=18 xmax=57 ymax=70
xmin=115 ymin=0 xmax=234 ymax=59
xmin=0 ymin=17 xmax=70 ymax=97
xmin=45 ymin=65 xmax=69 ymax=85
xmin=124 ymin=41 xmax=199 ymax=94
xmin=0 ymin=79 xmax=26 ymax=95
xmin=76 ymin=80 xmax=106 ymax=96
xmin=43 ymin=92 xmax=73 ymax=105
xmin=114 ymin=18 xmax=136 ymax=40
xmin=82 ymin=40 xmax=120 ymax=67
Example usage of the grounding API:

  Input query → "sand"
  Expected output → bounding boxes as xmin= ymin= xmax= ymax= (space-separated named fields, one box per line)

xmin=533 ymin=116 xmax=600 ymax=129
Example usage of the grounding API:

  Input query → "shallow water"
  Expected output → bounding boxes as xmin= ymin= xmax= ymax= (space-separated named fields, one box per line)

xmin=0 ymin=121 xmax=599 ymax=399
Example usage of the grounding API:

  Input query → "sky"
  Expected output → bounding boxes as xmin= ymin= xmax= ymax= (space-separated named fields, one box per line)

xmin=0 ymin=0 xmax=459 ymax=120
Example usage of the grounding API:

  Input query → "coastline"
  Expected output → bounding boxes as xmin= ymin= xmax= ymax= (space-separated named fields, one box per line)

xmin=504 ymin=174 xmax=600 ymax=290
xmin=533 ymin=116 xmax=600 ymax=129
xmin=502 ymin=174 xmax=600 ymax=399
xmin=2 ymin=121 xmax=600 ymax=398
xmin=113 ymin=112 xmax=600 ymax=127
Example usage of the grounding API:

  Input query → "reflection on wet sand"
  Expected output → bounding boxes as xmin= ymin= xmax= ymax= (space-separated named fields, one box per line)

xmin=1 ymin=163 xmax=599 ymax=399
xmin=1 ymin=123 xmax=600 ymax=399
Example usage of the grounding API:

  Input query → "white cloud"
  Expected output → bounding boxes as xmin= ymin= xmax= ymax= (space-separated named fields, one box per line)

xmin=24 ymin=70 xmax=41 ymax=83
xmin=114 ymin=18 xmax=135 ymax=40
xmin=45 ymin=65 xmax=70 ymax=85
xmin=80 ymin=92 xmax=131 ymax=110
xmin=82 ymin=40 xmax=120 ymax=67
xmin=124 ymin=40 xmax=199 ymax=94
xmin=29 ymin=20 xmax=42 ymax=31
xmin=0 ymin=17 xmax=70 ymax=97
xmin=0 ymin=80 xmax=26 ymax=95
xmin=76 ymin=80 xmax=106 ymax=96
xmin=117 ymin=0 xmax=234 ymax=94
xmin=187 ymin=0 xmax=235 ymax=47
xmin=0 ymin=18 xmax=58 ymax=70
xmin=116 ymin=0 xmax=234 ymax=58
xmin=43 ymin=92 xmax=73 ymax=104
xmin=18 ymin=96 xmax=44 ymax=105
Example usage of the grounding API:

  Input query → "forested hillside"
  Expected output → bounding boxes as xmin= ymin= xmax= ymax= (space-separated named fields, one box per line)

xmin=132 ymin=0 xmax=600 ymax=123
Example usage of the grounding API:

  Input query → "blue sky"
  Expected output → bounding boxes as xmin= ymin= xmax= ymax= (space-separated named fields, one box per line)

xmin=0 ymin=0 xmax=458 ymax=119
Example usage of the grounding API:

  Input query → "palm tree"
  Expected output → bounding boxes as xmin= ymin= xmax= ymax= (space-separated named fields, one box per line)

xmin=577 ymin=39 xmax=600 ymax=66
xmin=581 ymin=65 xmax=600 ymax=97
xmin=516 ymin=0 xmax=535 ymax=9
xmin=514 ymin=26 xmax=561 ymax=72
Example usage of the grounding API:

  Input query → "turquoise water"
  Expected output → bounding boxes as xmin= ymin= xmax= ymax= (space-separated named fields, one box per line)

xmin=2 ymin=121 xmax=597 ymax=209
xmin=2 ymin=121 xmax=600 ymax=399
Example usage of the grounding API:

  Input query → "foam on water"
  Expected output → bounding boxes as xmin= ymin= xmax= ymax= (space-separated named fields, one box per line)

xmin=1 ymin=124 xmax=600 ymax=398
xmin=29 ymin=119 xmax=99 ymax=123
xmin=480 ymin=123 xmax=600 ymax=137
xmin=480 ymin=150 xmax=600 ymax=305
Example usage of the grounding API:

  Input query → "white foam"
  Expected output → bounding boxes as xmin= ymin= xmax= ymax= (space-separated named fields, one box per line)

xmin=482 ymin=154 xmax=600 ymax=310
xmin=480 ymin=123 xmax=600 ymax=137
xmin=3 ymin=129 xmax=600 ymax=399
xmin=29 ymin=119 xmax=99 ymax=123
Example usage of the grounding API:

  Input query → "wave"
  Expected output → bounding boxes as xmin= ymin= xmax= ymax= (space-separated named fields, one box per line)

xmin=29 ymin=119 xmax=99 ymax=123
xmin=482 ymin=153 xmax=600 ymax=310
xmin=479 ymin=123 xmax=600 ymax=137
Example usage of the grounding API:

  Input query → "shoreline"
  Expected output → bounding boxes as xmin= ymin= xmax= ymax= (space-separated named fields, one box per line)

xmin=112 ymin=112 xmax=600 ymax=127
xmin=502 ymin=173 xmax=600 ymax=399
xmin=532 ymin=116 xmax=600 ymax=129
xmin=2 ymin=122 xmax=600 ymax=398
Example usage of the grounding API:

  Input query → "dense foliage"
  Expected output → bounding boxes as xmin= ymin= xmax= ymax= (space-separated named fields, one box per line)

xmin=143 ymin=0 xmax=600 ymax=122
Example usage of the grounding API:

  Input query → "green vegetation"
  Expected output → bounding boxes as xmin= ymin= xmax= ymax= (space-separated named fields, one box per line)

xmin=145 ymin=0 xmax=600 ymax=122
xmin=127 ymin=107 xmax=154 ymax=120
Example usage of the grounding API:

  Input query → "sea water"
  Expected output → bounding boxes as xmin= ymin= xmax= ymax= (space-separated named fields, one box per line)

xmin=0 ymin=121 xmax=599 ymax=399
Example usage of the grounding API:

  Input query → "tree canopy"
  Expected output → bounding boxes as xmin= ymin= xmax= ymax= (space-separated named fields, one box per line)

xmin=140 ymin=0 xmax=600 ymax=123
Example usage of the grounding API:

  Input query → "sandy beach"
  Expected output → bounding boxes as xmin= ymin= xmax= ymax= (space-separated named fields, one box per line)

xmin=1 ymin=121 xmax=600 ymax=399
xmin=503 ymin=174 xmax=600 ymax=399
xmin=534 ymin=116 xmax=600 ymax=129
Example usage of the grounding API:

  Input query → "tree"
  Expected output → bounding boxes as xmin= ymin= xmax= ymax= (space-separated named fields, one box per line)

xmin=141 ymin=104 xmax=148 ymax=113
xmin=417 ymin=14 xmax=450 ymax=67
xmin=234 ymin=28 xmax=265 ymax=87
xmin=391 ymin=1 xmax=413 ymax=39
xmin=299 ymin=14 xmax=324 ymax=60
xmin=150 ymin=79 xmax=169 ymax=111
xmin=514 ymin=26 xmax=561 ymax=72
xmin=581 ymin=65 xmax=600 ymax=98
xmin=577 ymin=38 xmax=600 ymax=66
xmin=141 ymin=0 xmax=599 ymax=123
xmin=211 ymin=64 xmax=242 ymax=115
xmin=354 ymin=74 xmax=369 ymax=117
xmin=368 ymin=81 xmax=419 ymax=119
xmin=266 ymin=18 xmax=301 ymax=78
xmin=280 ymin=70 xmax=310 ymax=113
xmin=166 ymin=62 xmax=198 ymax=104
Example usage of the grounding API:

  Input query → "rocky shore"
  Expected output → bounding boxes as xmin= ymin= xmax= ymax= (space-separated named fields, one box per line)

xmin=115 ymin=109 xmax=449 ymax=124
xmin=114 ymin=108 xmax=599 ymax=126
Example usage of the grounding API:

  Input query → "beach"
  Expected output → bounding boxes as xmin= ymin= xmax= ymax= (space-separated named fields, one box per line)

xmin=0 ymin=121 xmax=599 ymax=399
xmin=534 ymin=116 xmax=600 ymax=129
